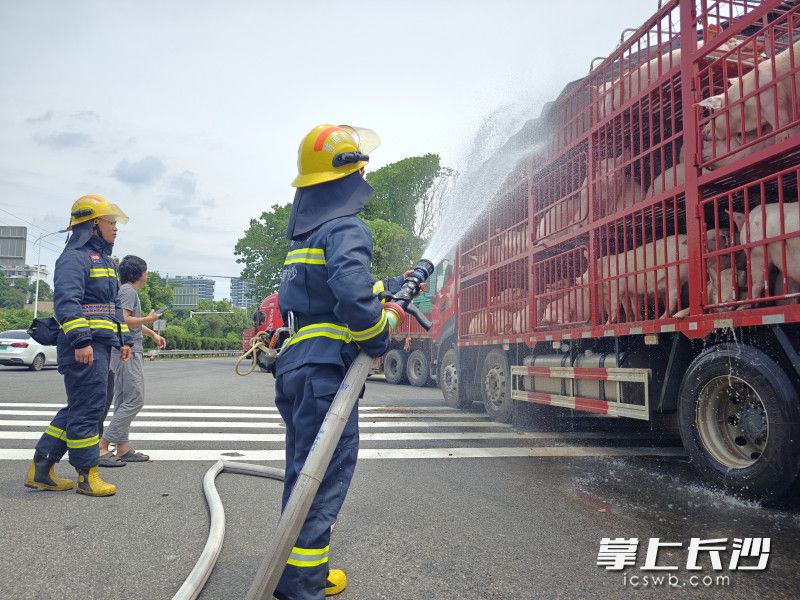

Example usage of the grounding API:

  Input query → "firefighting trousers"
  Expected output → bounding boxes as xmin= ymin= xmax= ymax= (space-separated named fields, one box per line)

xmin=273 ymin=363 xmax=359 ymax=600
xmin=35 ymin=342 xmax=111 ymax=469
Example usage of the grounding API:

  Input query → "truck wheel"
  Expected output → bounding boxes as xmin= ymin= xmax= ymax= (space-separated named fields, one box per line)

xmin=29 ymin=353 xmax=45 ymax=371
xmin=406 ymin=350 xmax=429 ymax=387
xmin=439 ymin=348 xmax=474 ymax=408
xmin=481 ymin=350 xmax=513 ymax=423
xmin=383 ymin=349 xmax=407 ymax=385
xmin=678 ymin=343 xmax=800 ymax=501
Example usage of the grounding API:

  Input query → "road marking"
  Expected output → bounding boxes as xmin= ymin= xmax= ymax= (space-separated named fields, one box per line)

xmin=0 ymin=403 xmax=454 ymax=412
xmin=0 ymin=446 xmax=686 ymax=461
xmin=0 ymin=419 xmax=504 ymax=429
xmin=0 ymin=409 xmax=483 ymax=420
xmin=0 ymin=430 xmax=658 ymax=442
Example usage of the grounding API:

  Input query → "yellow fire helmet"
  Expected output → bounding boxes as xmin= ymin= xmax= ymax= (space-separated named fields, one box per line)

xmin=67 ymin=195 xmax=130 ymax=230
xmin=291 ymin=124 xmax=381 ymax=188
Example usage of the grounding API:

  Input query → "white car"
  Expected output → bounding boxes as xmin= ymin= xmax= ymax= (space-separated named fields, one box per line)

xmin=0 ymin=330 xmax=58 ymax=371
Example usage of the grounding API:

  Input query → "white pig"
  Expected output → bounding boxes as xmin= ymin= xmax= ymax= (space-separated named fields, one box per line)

xmin=702 ymin=40 xmax=800 ymax=143
xmin=597 ymin=48 xmax=682 ymax=118
xmin=701 ymin=125 xmax=776 ymax=169
xmin=731 ymin=202 xmax=800 ymax=306
xmin=596 ymin=234 xmax=689 ymax=322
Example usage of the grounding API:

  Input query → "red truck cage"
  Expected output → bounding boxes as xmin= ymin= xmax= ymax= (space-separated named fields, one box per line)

xmin=443 ymin=0 xmax=800 ymax=500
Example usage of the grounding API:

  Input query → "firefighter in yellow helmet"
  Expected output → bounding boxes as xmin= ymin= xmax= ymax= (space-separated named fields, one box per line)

xmin=273 ymin=125 xmax=406 ymax=599
xmin=25 ymin=195 xmax=133 ymax=497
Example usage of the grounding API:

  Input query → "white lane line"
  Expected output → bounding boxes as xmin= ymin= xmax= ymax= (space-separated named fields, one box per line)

xmin=0 ymin=446 xmax=687 ymax=461
xmin=0 ymin=419 xmax=504 ymax=429
xmin=0 ymin=430 xmax=646 ymax=442
xmin=0 ymin=403 xmax=453 ymax=412
xmin=0 ymin=409 xmax=483 ymax=420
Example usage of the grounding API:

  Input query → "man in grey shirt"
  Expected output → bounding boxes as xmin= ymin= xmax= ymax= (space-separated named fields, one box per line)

xmin=99 ymin=255 xmax=166 ymax=466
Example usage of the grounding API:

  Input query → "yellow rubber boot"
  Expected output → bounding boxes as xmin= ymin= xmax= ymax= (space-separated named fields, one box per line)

xmin=325 ymin=569 xmax=347 ymax=596
xmin=75 ymin=466 xmax=116 ymax=497
xmin=24 ymin=452 xmax=73 ymax=491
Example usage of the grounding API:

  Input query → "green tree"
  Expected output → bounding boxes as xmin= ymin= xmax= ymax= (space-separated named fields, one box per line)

xmin=0 ymin=275 xmax=26 ymax=309
xmin=364 ymin=154 xmax=442 ymax=232
xmin=0 ymin=308 xmax=34 ymax=331
xmin=139 ymin=271 xmax=175 ymax=314
xmin=234 ymin=203 xmax=292 ymax=297
xmin=364 ymin=218 xmax=423 ymax=281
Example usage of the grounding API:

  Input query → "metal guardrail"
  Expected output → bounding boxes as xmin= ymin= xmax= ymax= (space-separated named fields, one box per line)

xmin=145 ymin=349 xmax=241 ymax=360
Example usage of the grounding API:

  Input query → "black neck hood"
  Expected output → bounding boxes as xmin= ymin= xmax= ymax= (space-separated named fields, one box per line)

xmin=286 ymin=171 xmax=374 ymax=240
xmin=65 ymin=221 xmax=113 ymax=254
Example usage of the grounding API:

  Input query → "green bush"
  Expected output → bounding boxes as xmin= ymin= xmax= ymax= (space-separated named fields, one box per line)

xmin=0 ymin=308 xmax=35 ymax=332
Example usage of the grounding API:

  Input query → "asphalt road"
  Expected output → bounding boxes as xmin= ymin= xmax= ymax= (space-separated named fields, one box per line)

xmin=0 ymin=358 xmax=798 ymax=600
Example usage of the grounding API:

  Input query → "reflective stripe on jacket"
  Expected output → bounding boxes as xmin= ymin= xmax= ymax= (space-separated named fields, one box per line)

xmin=54 ymin=234 xmax=132 ymax=352
xmin=277 ymin=216 xmax=402 ymax=375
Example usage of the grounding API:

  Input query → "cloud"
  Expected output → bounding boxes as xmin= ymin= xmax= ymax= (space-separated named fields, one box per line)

xmin=159 ymin=171 xmax=215 ymax=224
xmin=72 ymin=110 xmax=99 ymax=122
xmin=33 ymin=131 xmax=92 ymax=149
xmin=112 ymin=155 xmax=166 ymax=189
xmin=25 ymin=111 xmax=53 ymax=124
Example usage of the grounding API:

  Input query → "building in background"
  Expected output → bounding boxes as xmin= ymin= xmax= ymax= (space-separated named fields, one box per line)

xmin=172 ymin=285 xmax=200 ymax=310
xmin=0 ymin=226 xmax=27 ymax=268
xmin=230 ymin=277 xmax=258 ymax=309
xmin=169 ymin=275 xmax=215 ymax=302
xmin=0 ymin=226 xmax=49 ymax=285
xmin=2 ymin=264 xmax=49 ymax=284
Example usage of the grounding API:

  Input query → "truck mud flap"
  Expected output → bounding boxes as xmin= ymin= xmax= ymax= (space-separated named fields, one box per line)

xmin=510 ymin=365 xmax=651 ymax=420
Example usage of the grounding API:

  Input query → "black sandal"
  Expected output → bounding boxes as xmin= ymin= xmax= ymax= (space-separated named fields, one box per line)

xmin=99 ymin=452 xmax=126 ymax=467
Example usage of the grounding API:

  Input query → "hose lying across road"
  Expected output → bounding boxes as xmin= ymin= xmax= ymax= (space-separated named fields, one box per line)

xmin=171 ymin=461 xmax=285 ymax=600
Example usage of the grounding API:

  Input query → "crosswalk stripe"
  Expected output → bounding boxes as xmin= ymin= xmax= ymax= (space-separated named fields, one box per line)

xmin=0 ymin=409 xmax=483 ymax=420
xmin=0 ymin=446 xmax=686 ymax=461
xmin=0 ymin=419 xmax=504 ymax=429
xmin=0 ymin=430 xmax=647 ymax=442
xmin=0 ymin=403 xmax=454 ymax=412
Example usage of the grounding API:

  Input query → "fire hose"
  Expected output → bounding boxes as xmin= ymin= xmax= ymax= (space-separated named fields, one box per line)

xmin=174 ymin=260 xmax=434 ymax=600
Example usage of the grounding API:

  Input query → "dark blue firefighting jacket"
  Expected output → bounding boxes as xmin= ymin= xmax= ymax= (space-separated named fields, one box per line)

xmin=54 ymin=231 xmax=132 ymax=365
xmin=276 ymin=215 xmax=402 ymax=376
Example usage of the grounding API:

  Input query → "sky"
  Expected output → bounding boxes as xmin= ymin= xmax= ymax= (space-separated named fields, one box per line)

xmin=0 ymin=0 xmax=655 ymax=299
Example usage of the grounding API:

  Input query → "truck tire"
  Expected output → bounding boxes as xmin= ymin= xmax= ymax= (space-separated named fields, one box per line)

xmin=406 ymin=350 xmax=429 ymax=387
xmin=383 ymin=349 xmax=407 ymax=385
xmin=678 ymin=343 xmax=800 ymax=502
xmin=439 ymin=348 xmax=474 ymax=408
xmin=481 ymin=349 xmax=513 ymax=423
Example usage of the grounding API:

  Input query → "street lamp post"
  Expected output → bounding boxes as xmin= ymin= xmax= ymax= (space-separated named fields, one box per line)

xmin=33 ymin=229 xmax=66 ymax=318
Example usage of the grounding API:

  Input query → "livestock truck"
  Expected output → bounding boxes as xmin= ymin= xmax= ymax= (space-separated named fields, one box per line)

xmin=243 ymin=262 xmax=455 ymax=386
xmin=435 ymin=0 xmax=800 ymax=501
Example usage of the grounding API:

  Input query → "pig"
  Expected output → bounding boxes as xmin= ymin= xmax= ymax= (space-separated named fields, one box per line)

xmin=702 ymin=40 xmax=800 ymax=143
xmin=701 ymin=125 xmax=776 ymax=169
xmin=535 ymin=152 xmax=637 ymax=243
xmin=466 ymin=313 xmax=486 ymax=335
xmin=535 ymin=187 xmax=584 ymax=242
xmin=538 ymin=285 xmax=592 ymax=325
xmin=596 ymin=48 xmax=682 ymax=118
xmin=731 ymin=202 xmax=800 ymax=306
xmin=595 ymin=234 xmax=689 ymax=322
xmin=647 ymin=163 xmax=685 ymax=198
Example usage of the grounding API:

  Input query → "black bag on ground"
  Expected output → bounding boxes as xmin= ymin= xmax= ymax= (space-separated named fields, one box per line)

xmin=28 ymin=317 xmax=61 ymax=346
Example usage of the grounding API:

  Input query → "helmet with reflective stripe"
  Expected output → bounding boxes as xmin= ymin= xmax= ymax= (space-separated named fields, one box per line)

xmin=67 ymin=195 xmax=129 ymax=230
xmin=291 ymin=124 xmax=380 ymax=188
